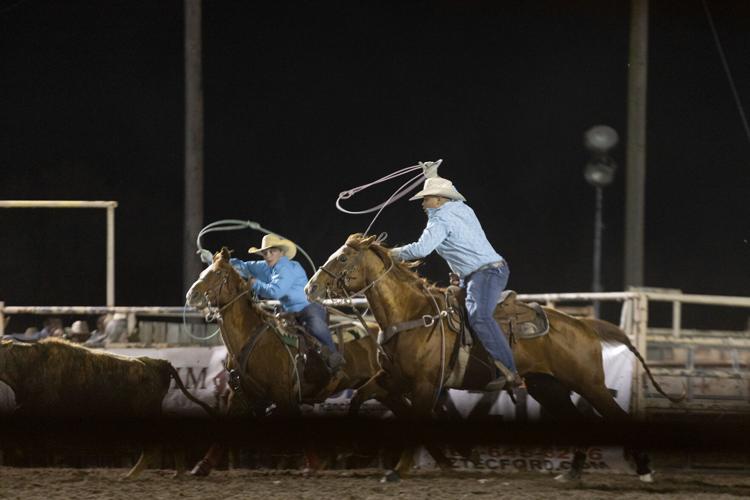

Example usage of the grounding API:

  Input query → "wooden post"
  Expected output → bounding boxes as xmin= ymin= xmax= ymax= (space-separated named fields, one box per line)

xmin=625 ymin=0 xmax=649 ymax=288
xmin=184 ymin=0 xmax=204 ymax=299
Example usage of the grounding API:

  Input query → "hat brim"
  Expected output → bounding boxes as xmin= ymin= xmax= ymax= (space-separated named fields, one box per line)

xmin=408 ymin=188 xmax=466 ymax=202
xmin=248 ymin=243 xmax=297 ymax=260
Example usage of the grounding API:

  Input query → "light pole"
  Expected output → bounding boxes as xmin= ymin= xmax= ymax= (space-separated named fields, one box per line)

xmin=584 ymin=125 xmax=619 ymax=318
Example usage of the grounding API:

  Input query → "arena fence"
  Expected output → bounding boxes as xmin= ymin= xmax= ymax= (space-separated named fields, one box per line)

xmin=0 ymin=200 xmax=118 ymax=306
xmin=518 ymin=289 xmax=750 ymax=419
xmin=1 ymin=290 xmax=749 ymax=419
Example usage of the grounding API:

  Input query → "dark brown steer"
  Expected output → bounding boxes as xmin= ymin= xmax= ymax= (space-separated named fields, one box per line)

xmin=0 ymin=337 xmax=215 ymax=478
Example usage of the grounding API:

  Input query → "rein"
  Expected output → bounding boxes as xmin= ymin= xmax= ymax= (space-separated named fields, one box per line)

xmin=323 ymin=239 xmax=457 ymax=409
xmin=200 ymin=266 xmax=303 ymax=404
xmin=317 ymin=234 xmax=394 ymax=299
xmin=200 ymin=269 xmax=251 ymax=322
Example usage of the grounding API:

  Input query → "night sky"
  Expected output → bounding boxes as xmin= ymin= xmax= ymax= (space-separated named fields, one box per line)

xmin=1 ymin=1 xmax=748 ymax=329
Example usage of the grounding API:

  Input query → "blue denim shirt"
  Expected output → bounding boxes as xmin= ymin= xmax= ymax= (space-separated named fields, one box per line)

xmin=392 ymin=200 xmax=503 ymax=278
xmin=229 ymin=256 xmax=311 ymax=313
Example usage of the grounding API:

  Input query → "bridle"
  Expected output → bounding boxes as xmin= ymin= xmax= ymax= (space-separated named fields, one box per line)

xmin=317 ymin=243 xmax=395 ymax=299
xmin=198 ymin=267 xmax=250 ymax=321
xmin=197 ymin=262 xmax=302 ymax=404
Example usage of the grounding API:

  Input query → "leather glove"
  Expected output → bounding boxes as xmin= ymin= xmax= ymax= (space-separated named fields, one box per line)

xmin=419 ymin=159 xmax=442 ymax=179
xmin=197 ymin=249 xmax=213 ymax=266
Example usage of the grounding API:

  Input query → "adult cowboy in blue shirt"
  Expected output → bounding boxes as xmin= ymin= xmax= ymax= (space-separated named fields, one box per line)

xmin=390 ymin=163 xmax=518 ymax=391
xmin=230 ymin=234 xmax=344 ymax=373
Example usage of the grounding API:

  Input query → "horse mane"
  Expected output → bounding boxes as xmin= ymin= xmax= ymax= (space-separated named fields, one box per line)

xmin=345 ymin=233 xmax=443 ymax=292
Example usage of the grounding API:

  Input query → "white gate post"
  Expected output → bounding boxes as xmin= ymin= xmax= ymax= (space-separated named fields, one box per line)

xmin=630 ymin=292 xmax=649 ymax=418
xmin=107 ymin=204 xmax=116 ymax=307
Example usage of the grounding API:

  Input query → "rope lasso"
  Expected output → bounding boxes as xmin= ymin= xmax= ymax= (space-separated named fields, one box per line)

xmin=335 ymin=159 xmax=442 ymax=236
xmin=195 ymin=219 xmax=317 ymax=277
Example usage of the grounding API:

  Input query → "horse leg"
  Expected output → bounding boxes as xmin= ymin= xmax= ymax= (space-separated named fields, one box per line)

xmin=523 ymin=373 xmax=588 ymax=482
xmin=122 ymin=445 xmax=158 ymax=480
xmin=190 ymin=392 xmax=253 ymax=477
xmin=190 ymin=444 xmax=225 ymax=477
xmin=171 ymin=447 xmax=187 ymax=478
xmin=349 ymin=370 xmax=391 ymax=416
xmin=386 ymin=381 xmax=454 ymax=482
xmin=576 ymin=383 xmax=654 ymax=482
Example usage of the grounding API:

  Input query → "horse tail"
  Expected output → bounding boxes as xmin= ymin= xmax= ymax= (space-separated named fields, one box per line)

xmin=166 ymin=363 xmax=220 ymax=418
xmin=582 ymin=318 xmax=685 ymax=403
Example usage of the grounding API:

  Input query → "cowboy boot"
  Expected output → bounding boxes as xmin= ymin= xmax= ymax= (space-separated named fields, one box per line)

xmin=485 ymin=360 xmax=519 ymax=391
xmin=326 ymin=351 xmax=346 ymax=374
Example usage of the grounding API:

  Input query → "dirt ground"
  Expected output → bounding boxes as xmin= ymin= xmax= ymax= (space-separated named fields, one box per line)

xmin=1 ymin=467 xmax=749 ymax=500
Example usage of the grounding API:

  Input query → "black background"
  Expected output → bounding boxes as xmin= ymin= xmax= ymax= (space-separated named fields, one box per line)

xmin=1 ymin=1 xmax=748 ymax=329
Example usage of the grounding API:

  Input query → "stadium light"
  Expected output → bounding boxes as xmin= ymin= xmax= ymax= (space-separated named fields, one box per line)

xmin=583 ymin=125 xmax=619 ymax=317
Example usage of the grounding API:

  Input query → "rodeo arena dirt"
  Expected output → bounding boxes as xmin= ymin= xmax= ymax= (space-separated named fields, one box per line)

xmin=2 ymin=272 xmax=750 ymax=499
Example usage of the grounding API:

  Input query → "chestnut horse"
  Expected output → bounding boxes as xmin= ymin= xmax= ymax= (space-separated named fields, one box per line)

xmin=306 ymin=234 xmax=682 ymax=482
xmin=185 ymin=247 xmax=381 ymax=475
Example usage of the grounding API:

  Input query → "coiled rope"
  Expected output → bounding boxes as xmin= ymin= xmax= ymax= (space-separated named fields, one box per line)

xmin=336 ymin=159 xmax=441 ymax=235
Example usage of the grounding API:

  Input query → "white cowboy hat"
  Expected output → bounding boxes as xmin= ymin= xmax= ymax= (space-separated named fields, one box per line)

xmin=248 ymin=234 xmax=297 ymax=259
xmin=70 ymin=320 xmax=90 ymax=335
xmin=409 ymin=176 xmax=466 ymax=202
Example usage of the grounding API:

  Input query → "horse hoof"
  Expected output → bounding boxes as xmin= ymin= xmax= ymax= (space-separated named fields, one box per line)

xmin=380 ymin=470 xmax=400 ymax=483
xmin=639 ymin=472 xmax=654 ymax=483
xmin=189 ymin=461 xmax=212 ymax=477
xmin=554 ymin=471 xmax=581 ymax=483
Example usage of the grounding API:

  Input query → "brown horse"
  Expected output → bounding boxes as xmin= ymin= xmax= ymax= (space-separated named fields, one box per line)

xmin=185 ymin=247 xmax=381 ymax=475
xmin=306 ymin=233 xmax=682 ymax=482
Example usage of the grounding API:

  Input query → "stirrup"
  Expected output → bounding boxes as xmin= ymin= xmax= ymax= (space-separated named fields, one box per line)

xmin=485 ymin=375 xmax=508 ymax=392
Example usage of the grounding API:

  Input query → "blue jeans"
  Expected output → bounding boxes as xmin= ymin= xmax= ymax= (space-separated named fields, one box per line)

xmin=296 ymin=302 xmax=335 ymax=351
xmin=465 ymin=264 xmax=516 ymax=373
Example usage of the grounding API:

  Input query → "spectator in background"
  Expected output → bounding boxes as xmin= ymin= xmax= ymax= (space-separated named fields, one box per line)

xmin=106 ymin=313 xmax=129 ymax=343
xmin=83 ymin=314 xmax=109 ymax=348
xmin=2 ymin=317 xmax=63 ymax=342
xmin=40 ymin=317 xmax=64 ymax=338
xmin=66 ymin=320 xmax=91 ymax=343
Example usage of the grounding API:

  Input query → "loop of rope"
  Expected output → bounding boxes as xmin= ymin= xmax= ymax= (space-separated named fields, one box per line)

xmin=335 ymin=160 xmax=442 ymax=236
xmin=195 ymin=219 xmax=317 ymax=277
xmin=423 ymin=285 xmax=447 ymax=411
xmin=182 ymin=301 xmax=222 ymax=342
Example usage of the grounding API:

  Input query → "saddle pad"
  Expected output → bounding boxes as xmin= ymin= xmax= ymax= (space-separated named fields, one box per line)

xmin=329 ymin=315 xmax=377 ymax=344
xmin=444 ymin=343 xmax=497 ymax=390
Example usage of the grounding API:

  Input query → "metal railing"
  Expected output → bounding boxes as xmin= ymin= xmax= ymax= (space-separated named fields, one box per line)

xmin=2 ymin=290 xmax=749 ymax=418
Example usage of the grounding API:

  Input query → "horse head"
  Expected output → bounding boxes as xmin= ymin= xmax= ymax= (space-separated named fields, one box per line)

xmin=306 ymin=233 xmax=390 ymax=300
xmin=186 ymin=246 xmax=248 ymax=314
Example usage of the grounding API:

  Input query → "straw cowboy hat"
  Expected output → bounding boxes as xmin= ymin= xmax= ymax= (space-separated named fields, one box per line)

xmin=248 ymin=234 xmax=297 ymax=259
xmin=409 ymin=176 xmax=466 ymax=202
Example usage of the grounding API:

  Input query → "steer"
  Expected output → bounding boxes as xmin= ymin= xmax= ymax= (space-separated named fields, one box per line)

xmin=0 ymin=337 xmax=215 ymax=478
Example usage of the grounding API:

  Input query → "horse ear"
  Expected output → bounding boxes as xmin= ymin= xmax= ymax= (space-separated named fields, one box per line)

xmin=218 ymin=247 xmax=233 ymax=260
xmin=360 ymin=234 xmax=377 ymax=247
